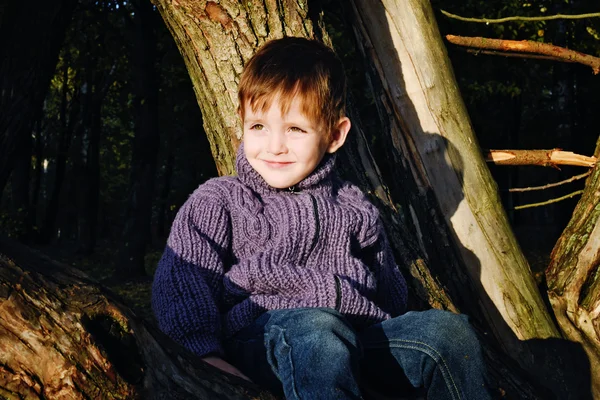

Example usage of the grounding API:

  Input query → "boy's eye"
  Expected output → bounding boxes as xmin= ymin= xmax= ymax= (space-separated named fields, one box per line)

xmin=250 ymin=124 xmax=264 ymax=131
xmin=289 ymin=126 xmax=307 ymax=133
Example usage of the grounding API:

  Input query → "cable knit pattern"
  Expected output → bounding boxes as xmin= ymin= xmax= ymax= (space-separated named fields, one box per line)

xmin=152 ymin=145 xmax=408 ymax=357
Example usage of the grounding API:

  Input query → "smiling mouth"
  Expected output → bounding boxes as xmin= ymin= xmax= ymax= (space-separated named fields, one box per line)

xmin=263 ymin=160 xmax=294 ymax=169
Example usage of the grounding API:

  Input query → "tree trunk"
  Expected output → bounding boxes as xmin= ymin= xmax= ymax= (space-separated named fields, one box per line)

xmin=546 ymin=137 xmax=600 ymax=398
xmin=30 ymin=119 xmax=44 ymax=238
xmin=75 ymin=75 xmax=102 ymax=255
xmin=74 ymin=35 xmax=116 ymax=255
xmin=344 ymin=5 xmax=596 ymax=398
xmin=0 ymin=236 xmax=542 ymax=398
xmin=0 ymin=0 xmax=77 ymax=199
xmin=41 ymin=55 xmax=78 ymax=244
xmin=157 ymin=151 xmax=174 ymax=239
xmin=349 ymin=0 xmax=558 ymax=346
xmin=0 ymin=237 xmax=276 ymax=400
xmin=8 ymin=131 xmax=31 ymax=241
xmin=116 ymin=0 xmax=161 ymax=278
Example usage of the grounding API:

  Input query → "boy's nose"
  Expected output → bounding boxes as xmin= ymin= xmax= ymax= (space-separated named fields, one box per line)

xmin=267 ymin=132 xmax=287 ymax=154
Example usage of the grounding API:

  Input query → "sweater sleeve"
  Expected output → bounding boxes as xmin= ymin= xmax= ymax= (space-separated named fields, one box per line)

xmin=151 ymin=182 xmax=231 ymax=357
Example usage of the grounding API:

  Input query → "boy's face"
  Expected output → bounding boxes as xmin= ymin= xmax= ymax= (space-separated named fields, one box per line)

xmin=243 ymin=96 xmax=339 ymax=189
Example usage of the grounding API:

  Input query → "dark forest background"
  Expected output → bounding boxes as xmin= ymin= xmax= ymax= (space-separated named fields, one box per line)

xmin=1 ymin=0 xmax=599 ymax=321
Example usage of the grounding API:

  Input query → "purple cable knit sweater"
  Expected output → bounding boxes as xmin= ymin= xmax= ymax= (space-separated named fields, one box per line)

xmin=151 ymin=146 xmax=408 ymax=357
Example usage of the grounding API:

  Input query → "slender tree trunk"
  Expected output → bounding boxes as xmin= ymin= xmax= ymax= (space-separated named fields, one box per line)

xmin=42 ymin=56 xmax=78 ymax=243
xmin=75 ymin=65 xmax=102 ymax=255
xmin=9 ymin=131 xmax=31 ymax=241
xmin=157 ymin=151 xmax=174 ymax=239
xmin=74 ymin=32 xmax=116 ymax=254
xmin=76 ymin=110 xmax=101 ymax=255
xmin=0 ymin=0 xmax=76 ymax=199
xmin=115 ymin=0 xmax=161 ymax=278
xmin=30 ymin=119 xmax=44 ymax=238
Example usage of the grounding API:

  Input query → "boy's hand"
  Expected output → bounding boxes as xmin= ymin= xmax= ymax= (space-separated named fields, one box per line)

xmin=202 ymin=356 xmax=252 ymax=382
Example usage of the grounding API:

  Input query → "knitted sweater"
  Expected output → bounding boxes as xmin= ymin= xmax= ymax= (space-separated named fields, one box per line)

xmin=151 ymin=146 xmax=408 ymax=357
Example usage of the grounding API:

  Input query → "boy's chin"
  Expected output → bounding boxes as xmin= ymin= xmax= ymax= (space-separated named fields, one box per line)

xmin=259 ymin=174 xmax=302 ymax=190
xmin=265 ymin=179 xmax=300 ymax=190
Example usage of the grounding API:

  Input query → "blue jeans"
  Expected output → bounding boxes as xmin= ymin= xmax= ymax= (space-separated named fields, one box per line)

xmin=224 ymin=308 xmax=491 ymax=400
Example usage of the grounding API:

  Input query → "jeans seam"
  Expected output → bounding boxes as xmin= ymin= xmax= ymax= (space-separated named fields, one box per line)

xmin=366 ymin=339 xmax=461 ymax=400
xmin=268 ymin=325 xmax=302 ymax=400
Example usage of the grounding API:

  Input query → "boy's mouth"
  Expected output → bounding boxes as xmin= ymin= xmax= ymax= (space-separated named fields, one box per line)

xmin=262 ymin=160 xmax=294 ymax=169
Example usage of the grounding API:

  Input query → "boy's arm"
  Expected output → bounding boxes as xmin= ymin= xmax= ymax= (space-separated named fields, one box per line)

xmin=152 ymin=186 xmax=231 ymax=357
xmin=342 ymin=182 xmax=408 ymax=316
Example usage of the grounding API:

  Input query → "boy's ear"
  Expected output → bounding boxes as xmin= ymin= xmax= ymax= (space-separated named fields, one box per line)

xmin=326 ymin=117 xmax=351 ymax=154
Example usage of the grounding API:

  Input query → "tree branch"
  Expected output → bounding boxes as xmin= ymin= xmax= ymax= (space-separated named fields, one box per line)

xmin=465 ymin=48 xmax=572 ymax=63
xmin=509 ymin=171 xmax=591 ymax=192
xmin=446 ymin=35 xmax=600 ymax=74
xmin=440 ymin=10 xmax=600 ymax=24
xmin=514 ymin=190 xmax=584 ymax=210
xmin=486 ymin=149 xmax=597 ymax=167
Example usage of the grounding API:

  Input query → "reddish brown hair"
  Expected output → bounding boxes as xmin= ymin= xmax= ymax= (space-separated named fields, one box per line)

xmin=238 ymin=37 xmax=347 ymax=136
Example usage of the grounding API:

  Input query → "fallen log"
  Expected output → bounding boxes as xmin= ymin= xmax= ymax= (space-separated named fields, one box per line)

xmin=0 ymin=237 xmax=275 ymax=399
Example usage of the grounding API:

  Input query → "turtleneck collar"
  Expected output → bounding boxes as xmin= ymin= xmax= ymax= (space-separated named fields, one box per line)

xmin=235 ymin=143 xmax=336 ymax=196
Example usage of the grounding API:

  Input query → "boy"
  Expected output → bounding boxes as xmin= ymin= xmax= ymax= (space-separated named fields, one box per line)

xmin=152 ymin=37 xmax=490 ymax=399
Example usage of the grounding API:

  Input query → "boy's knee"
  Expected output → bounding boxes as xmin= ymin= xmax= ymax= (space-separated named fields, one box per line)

xmin=421 ymin=310 xmax=480 ymax=354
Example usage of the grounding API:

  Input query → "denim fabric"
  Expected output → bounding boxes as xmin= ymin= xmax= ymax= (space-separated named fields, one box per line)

xmin=224 ymin=308 xmax=491 ymax=400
